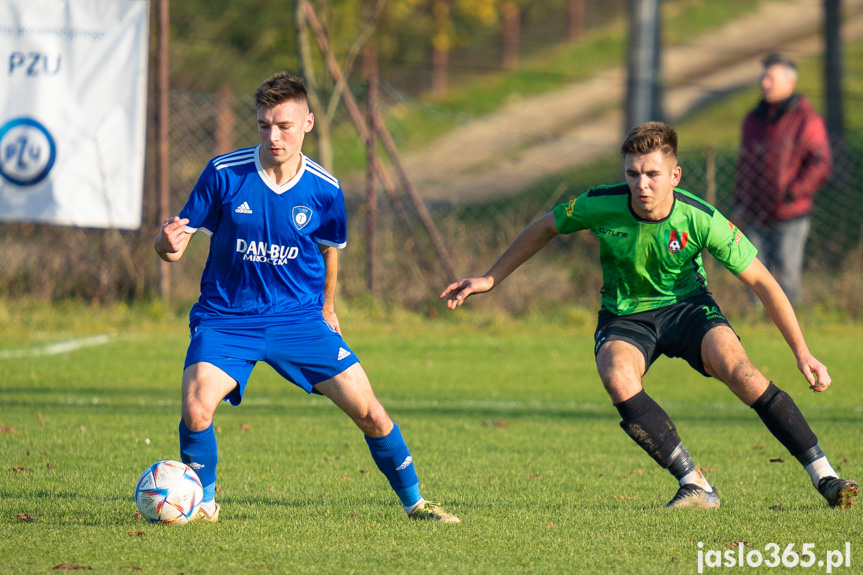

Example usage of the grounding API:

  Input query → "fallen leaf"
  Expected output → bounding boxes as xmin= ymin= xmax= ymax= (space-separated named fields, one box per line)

xmin=529 ymin=473 xmax=542 ymax=479
xmin=17 ymin=513 xmax=35 ymax=522
xmin=343 ymin=444 xmax=350 ymax=450
xmin=0 ymin=426 xmax=21 ymax=434
xmin=10 ymin=467 xmax=33 ymax=473
xmin=713 ymin=537 xmax=726 ymax=542
xmin=215 ymin=486 xmax=222 ymax=493
xmin=482 ymin=420 xmax=510 ymax=427
xmin=697 ymin=467 xmax=716 ymax=473
xmin=753 ymin=444 xmax=766 ymax=450
xmin=359 ymin=469 xmax=369 ymax=474
xmin=612 ymin=495 xmax=636 ymax=501
xmin=79 ymin=426 xmax=86 ymax=434
xmin=726 ymin=541 xmax=751 ymax=549
xmin=239 ymin=423 xmax=250 ymax=431
xmin=841 ymin=457 xmax=849 ymax=464
xmin=38 ymin=413 xmax=45 ymax=426
xmin=629 ymin=469 xmax=643 ymax=475
xmin=769 ymin=458 xmax=784 ymax=463
xmin=350 ymin=512 xmax=357 ymax=519
xmin=51 ymin=564 xmax=91 ymax=571
xmin=341 ymin=476 xmax=349 ymax=481
xmin=128 ymin=531 xmax=146 ymax=537
xmin=545 ymin=522 xmax=554 ymax=528
xmin=268 ymin=486 xmax=274 ymax=492
xmin=134 ymin=511 xmax=142 ymax=519
xmin=770 ymin=504 xmax=784 ymax=510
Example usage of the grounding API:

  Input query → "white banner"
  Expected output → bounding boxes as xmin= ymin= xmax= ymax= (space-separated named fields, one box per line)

xmin=0 ymin=0 xmax=149 ymax=230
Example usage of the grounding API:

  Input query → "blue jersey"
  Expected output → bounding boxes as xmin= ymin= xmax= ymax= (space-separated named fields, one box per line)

xmin=179 ymin=146 xmax=347 ymax=325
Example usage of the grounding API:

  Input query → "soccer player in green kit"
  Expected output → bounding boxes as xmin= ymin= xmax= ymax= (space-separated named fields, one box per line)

xmin=441 ymin=122 xmax=857 ymax=509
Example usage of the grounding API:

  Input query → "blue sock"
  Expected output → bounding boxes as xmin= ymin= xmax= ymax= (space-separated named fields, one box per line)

xmin=365 ymin=422 xmax=422 ymax=509
xmin=179 ymin=420 xmax=218 ymax=502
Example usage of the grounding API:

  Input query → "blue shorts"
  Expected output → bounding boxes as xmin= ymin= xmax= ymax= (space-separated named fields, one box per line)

xmin=184 ymin=319 xmax=360 ymax=405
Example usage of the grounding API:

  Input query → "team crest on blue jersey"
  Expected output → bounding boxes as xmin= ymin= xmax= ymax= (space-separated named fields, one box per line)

xmin=292 ymin=206 xmax=313 ymax=230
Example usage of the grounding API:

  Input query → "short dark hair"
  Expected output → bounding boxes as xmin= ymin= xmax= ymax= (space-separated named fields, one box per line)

xmin=762 ymin=52 xmax=797 ymax=71
xmin=620 ymin=121 xmax=678 ymax=160
xmin=254 ymin=72 xmax=308 ymax=109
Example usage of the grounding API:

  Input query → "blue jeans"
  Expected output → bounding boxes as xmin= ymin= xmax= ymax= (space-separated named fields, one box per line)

xmin=744 ymin=217 xmax=811 ymax=304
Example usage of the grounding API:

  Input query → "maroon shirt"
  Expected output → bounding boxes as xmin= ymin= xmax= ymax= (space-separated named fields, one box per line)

xmin=735 ymin=95 xmax=832 ymax=223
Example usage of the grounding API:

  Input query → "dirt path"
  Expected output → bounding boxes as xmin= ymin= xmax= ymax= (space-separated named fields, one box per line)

xmin=351 ymin=0 xmax=863 ymax=205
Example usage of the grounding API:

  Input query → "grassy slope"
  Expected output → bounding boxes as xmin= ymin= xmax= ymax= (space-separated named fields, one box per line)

xmin=1 ymin=309 xmax=862 ymax=574
xmin=330 ymin=0 xmax=780 ymax=175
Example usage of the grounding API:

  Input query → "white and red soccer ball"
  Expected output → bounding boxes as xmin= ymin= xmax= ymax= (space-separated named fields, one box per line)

xmin=134 ymin=460 xmax=203 ymax=525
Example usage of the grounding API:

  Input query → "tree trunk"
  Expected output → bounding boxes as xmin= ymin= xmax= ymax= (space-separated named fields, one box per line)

xmin=431 ymin=0 xmax=451 ymax=96
xmin=502 ymin=2 xmax=520 ymax=71
xmin=295 ymin=0 xmax=334 ymax=171
xmin=568 ymin=0 xmax=585 ymax=41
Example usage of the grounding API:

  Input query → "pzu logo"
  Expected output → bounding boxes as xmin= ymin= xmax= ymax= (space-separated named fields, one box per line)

xmin=0 ymin=118 xmax=57 ymax=186
xmin=9 ymin=52 xmax=61 ymax=76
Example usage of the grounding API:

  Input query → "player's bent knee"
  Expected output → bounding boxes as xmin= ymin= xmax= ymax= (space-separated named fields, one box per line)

xmin=182 ymin=403 xmax=215 ymax=431
xmin=354 ymin=403 xmax=392 ymax=437
xmin=599 ymin=370 xmax=643 ymax=403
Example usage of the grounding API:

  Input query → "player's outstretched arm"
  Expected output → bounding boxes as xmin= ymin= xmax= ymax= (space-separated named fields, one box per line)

xmin=154 ymin=216 xmax=193 ymax=262
xmin=736 ymin=258 xmax=831 ymax=392
xmin=440 ymin=212 xmax=559 ymax=310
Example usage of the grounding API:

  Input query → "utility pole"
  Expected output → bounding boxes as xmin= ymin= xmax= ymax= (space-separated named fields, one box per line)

xmin=625 ymin=0 xmax=663 ymax=134
xmin=823 ymin=0 xmax=844 ymax=143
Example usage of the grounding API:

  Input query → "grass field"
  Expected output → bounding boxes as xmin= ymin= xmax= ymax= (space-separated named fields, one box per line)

xmin=1 ymin=305 xmax=862 ymax=574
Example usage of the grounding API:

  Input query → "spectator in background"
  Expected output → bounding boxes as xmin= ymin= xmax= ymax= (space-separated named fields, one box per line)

xmin=734 ymin=53 xmax=832 ymax=304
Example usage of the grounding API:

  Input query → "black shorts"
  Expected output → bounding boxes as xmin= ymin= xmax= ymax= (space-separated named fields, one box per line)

xmin=593 ymin=293 xmax=734 ymax=377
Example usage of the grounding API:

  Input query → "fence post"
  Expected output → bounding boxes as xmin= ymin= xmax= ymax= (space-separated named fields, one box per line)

xmin=704 ymin=145 xmax=716 ymax=276
xmin=157 ymin=0 xmax=171 ymax=301
xmin=215 ymin=84 xmax=235 ymax=155
xmin=364 ymin=45 xmax=378 ymax=296
xmin=704 ymin=145 xmax=716 ymax=207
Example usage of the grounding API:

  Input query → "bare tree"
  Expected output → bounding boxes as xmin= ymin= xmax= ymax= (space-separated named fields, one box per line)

xmin=295 ymin=0 xmax=386 ymax=172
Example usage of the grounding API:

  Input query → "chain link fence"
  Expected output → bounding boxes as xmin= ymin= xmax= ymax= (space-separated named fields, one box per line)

xmin=1 ymin=88 xmax=861 ymax=318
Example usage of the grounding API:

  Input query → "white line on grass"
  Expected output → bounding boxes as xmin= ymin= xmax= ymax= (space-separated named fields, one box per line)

xmin=0 ymin=334 xmax=110 ymax=359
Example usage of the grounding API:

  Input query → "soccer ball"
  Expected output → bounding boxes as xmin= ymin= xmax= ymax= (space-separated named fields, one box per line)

xmin=134 ymin=460 xmax=203 ymax=525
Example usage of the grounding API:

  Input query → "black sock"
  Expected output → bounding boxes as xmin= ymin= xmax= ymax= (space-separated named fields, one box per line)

xmin=615 ymin=390 xmax=684 ymax=469
xmin=751 ymin=382 xmax=818 ymax=461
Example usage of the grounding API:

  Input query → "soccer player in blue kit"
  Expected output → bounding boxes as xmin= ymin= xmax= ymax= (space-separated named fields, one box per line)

xmin=154 ymin=72 xmax=458 ymax=523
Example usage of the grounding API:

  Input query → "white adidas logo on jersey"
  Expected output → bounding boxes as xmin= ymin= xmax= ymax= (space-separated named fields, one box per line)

xmin=337 ymin=347 xmax=351 ymax=361
xmin=235 ymin=202 xmax=253 ymax=214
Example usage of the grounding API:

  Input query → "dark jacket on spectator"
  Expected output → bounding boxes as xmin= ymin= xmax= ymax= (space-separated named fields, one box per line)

xmin=735 ymin=94 xmax=832 ymax=223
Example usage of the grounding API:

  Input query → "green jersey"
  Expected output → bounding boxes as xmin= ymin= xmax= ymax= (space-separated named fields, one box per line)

xmin=553 ymin=183 xmax=757 ymax=316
